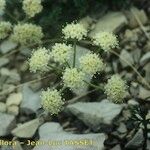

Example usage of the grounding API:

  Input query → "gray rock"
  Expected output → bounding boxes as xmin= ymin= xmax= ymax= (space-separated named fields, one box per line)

xmin=66 ymin=100 xmax=123 ymax=130
xmin=0 ymin=58 xmax=9 ymax=67
xmin=0 ymin=102 xmax=6 ymax=113
xmin=120 ymin=50 xmax=134 ymax=67
xmin=89 ymin=12 xmax=127 ymax=37
xmin=117 ymin=123 xmax=127 ymax=134
xmin=39 ymin=122 xmax=65 ymax=138
xmin=0 ymin=68 xmax=20 ymax=84
xmin=139 ymin=86 xmax=150 ymax=100
xmin=6 ymin=93 xmax=22 ymax=106
xmin=111 ymin=145 xmax=121 ymax=150
xmin=20 ymin=85 xmax=41 ymax=114
xmin=127 ymin=7 xmax=148 ymax=28
xmin=143 ymin=62 xmax=150 ymax=83
xmin=0 ymin=40 xmax=17 ymax=54
xmin=0 ymin=113 xmax=16 ymax=136
xmin=33 ymin=133 xmax=105 ymax=150
xmin=140 ymin=52 xmax=150 ymax=65
xmin=79 ymin=16 xmax=93 ymax=29
xmin=7 ymin=105 xmax=19 ymax=116
xmin=128 ymin=99 xmax=139 ymax=106
xmin=11 ymin=118 xmax=40 ymax=138
xmin=125 ymin=129 xmax=144 ymax=149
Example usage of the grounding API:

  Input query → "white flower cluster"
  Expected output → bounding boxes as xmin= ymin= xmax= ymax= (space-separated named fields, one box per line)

xmin=0 ymin=0 xmax=6 ymax=12
xmin=105 ymin=75 xmax=127 ymax=103
xmin=79 ymin=53 xmax=104 ymax=76
xmin=62 ymin=22 xmax=87 ymax=41
xmin=23 ymin=0 xmax=43 ymax=18
xmin=62 ymin=68 xmax=86 ymax=91
xmin=51 ymin=43 xmax=72 ymax=64
xmin=41 ymin=89 xmax=64 ymax=115
xmin=29 ymin=47 xmax=51 ymax=73
xmin=11 ymin=23 xmax=43 ymax=45
xmin=0 ymin=21 xmax=12 ymax=39
xmin=93 ymin=31 xmax=118 ymax=51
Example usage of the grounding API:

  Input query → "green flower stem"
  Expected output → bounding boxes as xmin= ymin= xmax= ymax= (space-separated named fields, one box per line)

xmin=5 ymin=10 xmax=18 ymax=23
xmin=48 ymin=65 xmax=63 ymax=74
xmin=73 ymin=40 xmax=77 ymax=67
xmin=65 ymin=60 xmax=71 ymax=68
xmin=83 ymin=80 xmax=104 ymax=91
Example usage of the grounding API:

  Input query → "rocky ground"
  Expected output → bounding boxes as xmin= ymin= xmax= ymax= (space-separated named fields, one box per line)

xmin=0 ymin=6 xmax=150 ymax=150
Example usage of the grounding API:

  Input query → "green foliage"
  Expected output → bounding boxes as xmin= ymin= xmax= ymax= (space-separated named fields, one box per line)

xmin=4 ymin=0 xmax=132 ymax=38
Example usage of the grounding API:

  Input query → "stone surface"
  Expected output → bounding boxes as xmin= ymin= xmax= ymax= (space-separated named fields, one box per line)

xmin=89 ymin=12 xmax=127 ymax=37
xmin=0 ymin=102 xmax=6 ymax=113
xmin=7 ymin=105 xmax=19 ymax=116
xmin=0 ymin=58 xmax=9 ymax=67
xmin=0 ymin=40 xmax=17 ymax=54
xmin=111 ymin=145 xmax=121 ymax=150
xmin=138 ymin=86 xmax=150 ymax=100
xmin=127 ymin=7 xmax=148 ymax=28
xmin=120 ymin=50 xmax=134 ymax=67
xmin=0 ymin=68 xmax=20 ymax=84
xmin=39 ymin=122 xmax=65 ymax=139
xmin=143 ymin=62 xmax=150 ymax=83
xmin=11 ymin=118 xmax=40 ymax=138
xmin=0 ymin=113 xmax=16 ymax=136
xmin=6 ymin=93 xmax=22 ymax=106
xmin=125 ymin=129 xmax=144 ymax=149
xmin=128 ymin=99 xmax=139 ymax=106
xmin=20 ymin=85 xmax=41 ymax=114
xmin=117 ymin=123 xmax=127 ymax=134
xmin=66 ymin=100 xmax=123 ymax=130
xmin=140 ymin=52 xmax=150 ymax=65
xmin=33 ymin=133 xmax=106 ymax=150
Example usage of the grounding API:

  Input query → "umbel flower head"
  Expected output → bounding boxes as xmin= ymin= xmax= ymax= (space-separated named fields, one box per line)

xmin=93 ymin=31 xmax=118 ymax=51
xmin=62 ymin=22 xmax=87 ymax=41
xmin=41 ymin=89 xmax=64 ymax=115
xmin=11 ymin=23 xmax=43 ymax=45
xmin=0 ymin=0 xmax=6 ymax=12
xmin=105 ymin=75 xmax=127 ymax=103
xmin=79 ymin=52 xmax=104 ymax=76
xmin=29 ymin=47 xmax=50 ymax=73
xmin=23 ymin=0 xmax=43 ymax=18
xmin=0 ymin=21 xmax=12 ymax=39
xmin=51 ymin=43 xmax=72 ymax=64
xmin=62 ymin=68 xmax=86 ymax=92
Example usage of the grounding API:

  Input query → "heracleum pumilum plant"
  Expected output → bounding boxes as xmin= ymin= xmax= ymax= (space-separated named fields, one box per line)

xmin=29 ymin=22 xmax=127 ymax=115
xmin=0 ymin=0 xmax=127 ymax=115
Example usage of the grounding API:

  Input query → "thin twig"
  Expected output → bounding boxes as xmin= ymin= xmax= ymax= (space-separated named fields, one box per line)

xmin=110 ymin=50 xmax=150 ymax=89
xmin=0 ymin=74 xmax=53 ymax=96
xmin=67 ymin=89 xmax=97 ymax=104
xmin=131 ymin=9 xmax=150 ymax=40
xmin=5 ymin=10 xmax=18 ymax=23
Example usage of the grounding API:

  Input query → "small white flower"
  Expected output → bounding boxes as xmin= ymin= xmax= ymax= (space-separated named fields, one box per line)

xmin=93 ymin=31 xmax=118 ymax=51
xmin=51 ymin=43 xmax=72 ymax=64
xmin=62 ymin=68 xmax=86 ymax=92
xmin=41 ymin=89 xmax=64 ymax=115
xmin=105 ymin=75 xmax=127 ymax=103
xmin=79 ymin=53 xmax=104 ymax=76
xmin=29 ymin=47 xmax=51 ymax=73
xmin=11 ymin=23 xmax=43 ymax=45
xmin=62 ymin=22 xmax=87 ymax=41
xmin=0 ymin=0 xmax=6 ymax=12
xmin=0 ymin=21 xmax=12 ymax=39
xmin=23 ymin=0 xmax=43 ymax=18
